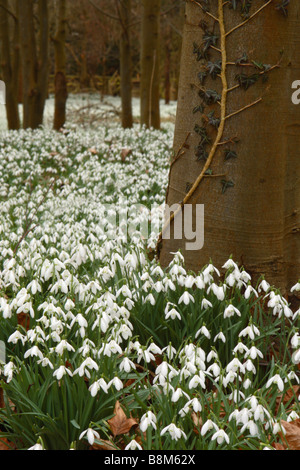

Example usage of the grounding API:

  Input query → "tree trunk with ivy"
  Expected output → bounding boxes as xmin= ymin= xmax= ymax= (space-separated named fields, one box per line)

xmin=159 ymin=0 xmax=300 ymax=297
xmin=53 ymin=0 xmax=68 ymax=131
xmin=0 ymin=0 xmax=20 ymax=130
xmin=140 ymin=0 xmax=161 ymax=129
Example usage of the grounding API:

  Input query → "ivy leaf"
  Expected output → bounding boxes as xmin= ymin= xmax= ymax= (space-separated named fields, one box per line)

xmin=221 ymin=179 xmax=235 ymax=194
xmin=224 ymin=149 xmax=237 ymax=161
xmin=206 ymin=60 xmax=222 ymax=80
xmin=198 ymin=71 xmax=207 ymax=85
xmin=275 ymin=0 xmax=290 ymax=16
xmin=207 ymin=111 xmax=220 ymax=129
xmin=235 ymin=52 xmax=248 ymax=65
xmin=193 ymin=104 xmax=204 ymax=114
xmin=235 ymin=73 xmax=260 ymax=90
xmin=202 ymin=31 xmax=219 ymax=52
xmin=199 ymin=88 xmax=221 ymax=105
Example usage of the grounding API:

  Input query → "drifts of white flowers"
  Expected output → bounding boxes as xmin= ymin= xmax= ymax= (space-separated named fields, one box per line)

xmin=0 ymin=124 xmax=299 ymax=451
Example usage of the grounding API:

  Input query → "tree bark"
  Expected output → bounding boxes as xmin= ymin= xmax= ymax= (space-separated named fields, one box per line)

xmin=119 ymin=0 xmax=133 ymax=129
xmin=53 ymin=0 xmax=68 ymax=131
xmin=0 ymin=0 xmax=20 ymax=129
xmin=140 ymin=0 xmax=161 ymax=129
xmin=159 ymin=0 xmax=300 ymax=296
xmin=19 ymin=0 xmax=49 ymax=129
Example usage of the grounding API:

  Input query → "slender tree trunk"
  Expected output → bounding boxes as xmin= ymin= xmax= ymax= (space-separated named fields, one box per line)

xmin=164 ymin=24 xmax=171 ymax=105
xmin=19 ymin=0 xmax=49 ymax=129
xmin=0 ymin=0 xmax=20 ymax=129
xmin=53 ymin=0 xmax=68 ymax=131
xmin=140 ymin=0 xmax=161 ymax=129
xmin=159 ymin=1 xmax=300 ymax=297
xmin=119 ymin=0 xmax=133 ymax=129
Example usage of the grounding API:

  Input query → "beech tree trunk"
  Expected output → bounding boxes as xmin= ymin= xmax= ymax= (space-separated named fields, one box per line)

xmin=140 ymin=0 xmax=161 ymax=129
xmin=53 ymin=0 xmax=68 ymax=131
xmin=119 ymin=0 xmax=133 ymax=129
xmin=19 ymin=0 xmax=49 ymax=129
xmin=159 ymin=0 xmax=300 ymax=297
xmin=0 ymin=0 xmax=20 ymax=130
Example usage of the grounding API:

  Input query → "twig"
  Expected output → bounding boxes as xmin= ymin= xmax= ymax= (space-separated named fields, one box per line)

xmin=226 ymin=0 xmax=273 ymax=37
xmin=225 ymin=97 xmax=262 ymax=121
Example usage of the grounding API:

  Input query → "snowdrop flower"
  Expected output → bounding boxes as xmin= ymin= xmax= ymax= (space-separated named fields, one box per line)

xmin=207 ymin=283 xmax=226 ymax=301
xmin=162 ymin=344 xmax=177 ymax=361
xmin=28 ymin=443 xmax=44 ymax=451
xmin=243 ymin=378 xmax=252 ymax=390
xmin=24 ymin=345 xmax=44 ymax=360
xmin=229 ymin=390 xmax=245 ymax=403
xmin=287 ymin=410 xmax=300 ymax=422
xmin=55 ymin=340 xmax=75 ymax=356
xmin=37 ymin=357 xmax=54 ymax=369
xmin=292 ymin=348 xmax=300 ymax=364
xmin=232 ymin=341 xmax=249 ymax=355
xmin=291 ymin=282 xmax=300 ymax=293
xmin=272 ymin=421 xmax=286 ymax=435
xmin=27 ymin=280 xmax=42 ymax=295
xmin=189 ymin=372 xmax=206 ymax=390
xmin=79 ymin=428 xmax=100 ymax=446
xmin=244 ymin=285 xmax=258 ymax=299
xmin=222 ymin=259 xmax=239 ymax=271
xmin=258 ymin=279 xmax=271 ymax=293
xmin=252 ymin=405 xmax=265 ymax=423
xmin=53 ymin=365 xmax=73 ymax=381
xmin=201 ymin=298 xmax=212 ymax=310
xmin=178 ymin=291 xmax=194 ymax=305
xmin=125 ymin=439 xmax=143 ymax=450
xmin=244 ymin=346 xmax=264 ymax=360
xmin=207 ymin=362 xmax=221 ymax=378
xmin=244 ymin=359 xmax=256 ymax=374
xmin=211 ymin=429 xmax=230 ymax=445
xmin=119 ymin=357 xmax=136 ymax=373
xmin=3 ymin=361 xmax=17 ymax=383
xmin=165 ymin=307 xmax=181 ymax=321
xmin=226 ymin=357 xmax=245 ymax=374
xmin=108 ymin=377 xmax=123 ymax=391
xmin=140 ymin=411 xmax=157 ymax=432
xmin=160 ymin=423 xmax=187 ymax=441
xmin=239 ymin=324 xmax=260 ymax=340
xmin=266 ymin=374 xmax=284 ymax=392
xmin=8 ymin=330 xmax=26 ymax=345
xmin=291 ymin=333 xmax=300 ymax=349
xmin=240 ymin=420 xmax=259 ymax=437
xmin=74 ymin=357 xmax=99 ymax=377
xmin=214 ymin=331 xmax=226 ymax=343
xmin=186 ymin=398 xmax=202 ymax=413
xmin=195 ymin=325 xmax=211 ymax=340
xmin=223 ymin=304 xmax=241 ymax=319
xmin=171 ymin=387 xmax=190 ymax=403
xmin=201 ymin=419 xmax=219 ymax=436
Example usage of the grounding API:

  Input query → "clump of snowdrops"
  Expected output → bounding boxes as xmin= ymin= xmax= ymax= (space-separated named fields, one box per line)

xmin=0 ymin=124 xmax=299 ymax=450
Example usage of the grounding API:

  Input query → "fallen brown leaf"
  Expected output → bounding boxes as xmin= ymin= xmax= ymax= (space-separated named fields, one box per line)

xmin=108 ymin=401 xmax=138 ymax=437
xmin=90 ymin=440 xmax=118 ymax=451
xmin=275 ymin=386 xmax=300 ymax=414
xmin=88 ymin=148 xmax=98 ymax=155
xmin=121 ymin=148 xmax=132 ymax=162
xmin=0 ymin=438 xmax=15 ymax=451
xmin=279 ymin=419 xmax=300 ymax=450
xmin=17 ymin=312 xmax=30 ymax=331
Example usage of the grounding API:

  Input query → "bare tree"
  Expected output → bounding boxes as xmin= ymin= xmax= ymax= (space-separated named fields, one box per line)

xmin=53 ymin=0 xmax=68 ymax=130
xmin=0 ymin=0 xmax=20 ymax=129
xmin=18 ymin=0 xmax=49 ymax=129
xmin=140 ymin=0 xmax=161 ymax=129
